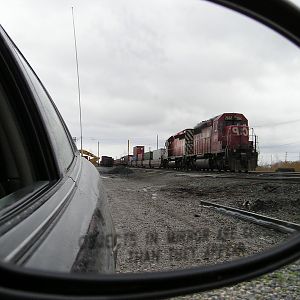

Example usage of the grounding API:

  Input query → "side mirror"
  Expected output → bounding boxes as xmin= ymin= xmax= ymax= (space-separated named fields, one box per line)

xmin=0 ymin=0 xmax=299 ymax=299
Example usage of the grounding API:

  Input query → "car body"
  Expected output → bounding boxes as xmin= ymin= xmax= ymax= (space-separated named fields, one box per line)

xmin=0 ymin=25 xmax=116 ymax=273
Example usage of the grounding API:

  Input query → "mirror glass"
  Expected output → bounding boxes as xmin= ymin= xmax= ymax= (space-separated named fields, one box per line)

xmin=0 ymin=0 xmax=299 ymax=275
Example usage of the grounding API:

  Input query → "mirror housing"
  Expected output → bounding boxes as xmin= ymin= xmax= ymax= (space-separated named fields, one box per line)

xmin=0 ymin=233 xmax=299 ymax=299
xmin=0 ymin=0 xmax=299 ymax=299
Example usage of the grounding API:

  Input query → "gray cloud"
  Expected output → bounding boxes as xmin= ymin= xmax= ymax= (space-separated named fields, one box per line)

xmin=0 ymin=0 xmax=299 ymax=162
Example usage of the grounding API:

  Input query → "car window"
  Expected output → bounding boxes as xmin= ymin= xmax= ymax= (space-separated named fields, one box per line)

xmin=13 ymin=50 xmax=75 ymax=174
xmin=0 ymin=81 xmax=48 ymax=210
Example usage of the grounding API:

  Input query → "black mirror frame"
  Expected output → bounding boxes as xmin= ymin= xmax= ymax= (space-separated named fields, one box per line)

xmin=0 ymin=0 xmax=299 ymax=299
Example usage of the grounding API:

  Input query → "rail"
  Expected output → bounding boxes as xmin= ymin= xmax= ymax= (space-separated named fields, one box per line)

xmin=200 ymin=200 xmax=300 ymax=234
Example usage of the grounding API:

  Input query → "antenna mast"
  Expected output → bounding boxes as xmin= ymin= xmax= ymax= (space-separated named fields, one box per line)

xmin=72 ymin=7 xmax=83 ymax=156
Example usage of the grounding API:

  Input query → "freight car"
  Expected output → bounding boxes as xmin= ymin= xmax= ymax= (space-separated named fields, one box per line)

xmin=120 ymin=155 xmax=132 ymax=165
xmin=165 ymin=113 xmax=257 ymax=172
xmin=100 ymin=156 xmax=114 ymax=167
xmin=113 ymin=156 xmax=133 ymax=166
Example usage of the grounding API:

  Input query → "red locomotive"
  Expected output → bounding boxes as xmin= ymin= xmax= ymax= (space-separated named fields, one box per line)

xmin=165 ymin=113 xmax=258 ymax=172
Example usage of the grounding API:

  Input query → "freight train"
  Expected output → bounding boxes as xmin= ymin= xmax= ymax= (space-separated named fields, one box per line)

xmin=125 ymin=113 xmax=258 ymax=172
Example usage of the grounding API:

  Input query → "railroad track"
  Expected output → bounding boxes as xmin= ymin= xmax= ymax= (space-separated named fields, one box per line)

xmin=199 ymin=200 xmax=300 ymax=234
xmin=129 ymin=167 xmax=300 ymax=182
xmin=205 ymin=173 xmax=300 ymax=182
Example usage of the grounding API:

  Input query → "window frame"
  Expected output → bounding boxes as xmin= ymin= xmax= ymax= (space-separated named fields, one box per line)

xmin=0 ymin=25 xmax=78 ymax=224
xmin=14 ymin=50 xmax=77 ymax=174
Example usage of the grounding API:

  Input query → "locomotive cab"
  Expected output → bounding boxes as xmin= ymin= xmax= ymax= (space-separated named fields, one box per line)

xmin=218 ymin=114 xmax=257 ymax=172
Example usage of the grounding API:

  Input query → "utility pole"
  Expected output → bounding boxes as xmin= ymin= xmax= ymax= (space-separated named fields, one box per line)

xmin=97 ymin=141 xmax=100 ymax=166
xmin=157 ymin=134 xmax=159 ymax=150
xmin=127 ymin=139 xmax=130 ymax=160
xmin=285 ymin=152 xmax=288 ymax=163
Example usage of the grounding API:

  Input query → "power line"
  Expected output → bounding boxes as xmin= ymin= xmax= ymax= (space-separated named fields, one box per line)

xmin=254 ymin=118 xmax=300 ymax=128
xmin=260 ymin=141 xmax=300 ymax=148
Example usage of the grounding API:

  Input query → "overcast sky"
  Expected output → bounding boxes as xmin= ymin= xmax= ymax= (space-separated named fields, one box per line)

xmin=1 ymin=0 xmax=300 ymax=164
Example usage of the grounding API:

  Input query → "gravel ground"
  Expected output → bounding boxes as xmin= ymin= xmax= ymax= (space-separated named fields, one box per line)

xmin=170 ymin=172 xmax=300 ymax=223
xmin=132 ymin=168 xmax=300 ymax=223
xmin=99 ymin=166 xmax=299 ymax=298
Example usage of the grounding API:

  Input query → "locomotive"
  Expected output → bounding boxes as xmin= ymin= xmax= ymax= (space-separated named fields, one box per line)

xmin=165 ymin=113 xmax=258 ymax=172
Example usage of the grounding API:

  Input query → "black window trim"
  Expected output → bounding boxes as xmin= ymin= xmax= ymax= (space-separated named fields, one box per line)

xmin=0 ymin=25 xmax=77 ymax=177
xmin=0 ymin=25 xmax=59 ymax=181
xmin=14 ymin=52 xmax=78 ymax=172
xmin=7 ymin=33 xmax=77 ymax=174
xmin=0 ymin=26 xmax=80 ymax=226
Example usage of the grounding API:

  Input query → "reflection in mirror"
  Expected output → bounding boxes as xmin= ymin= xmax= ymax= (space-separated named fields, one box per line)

xmin=0 ymin=0 xmax=299 ymax=275
xmin=92 ymin=0 xmax=300 ymax=273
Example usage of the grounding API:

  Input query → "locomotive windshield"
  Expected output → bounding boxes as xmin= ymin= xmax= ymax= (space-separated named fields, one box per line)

xmin=224 ymin=120 xmax=247 ymax=126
